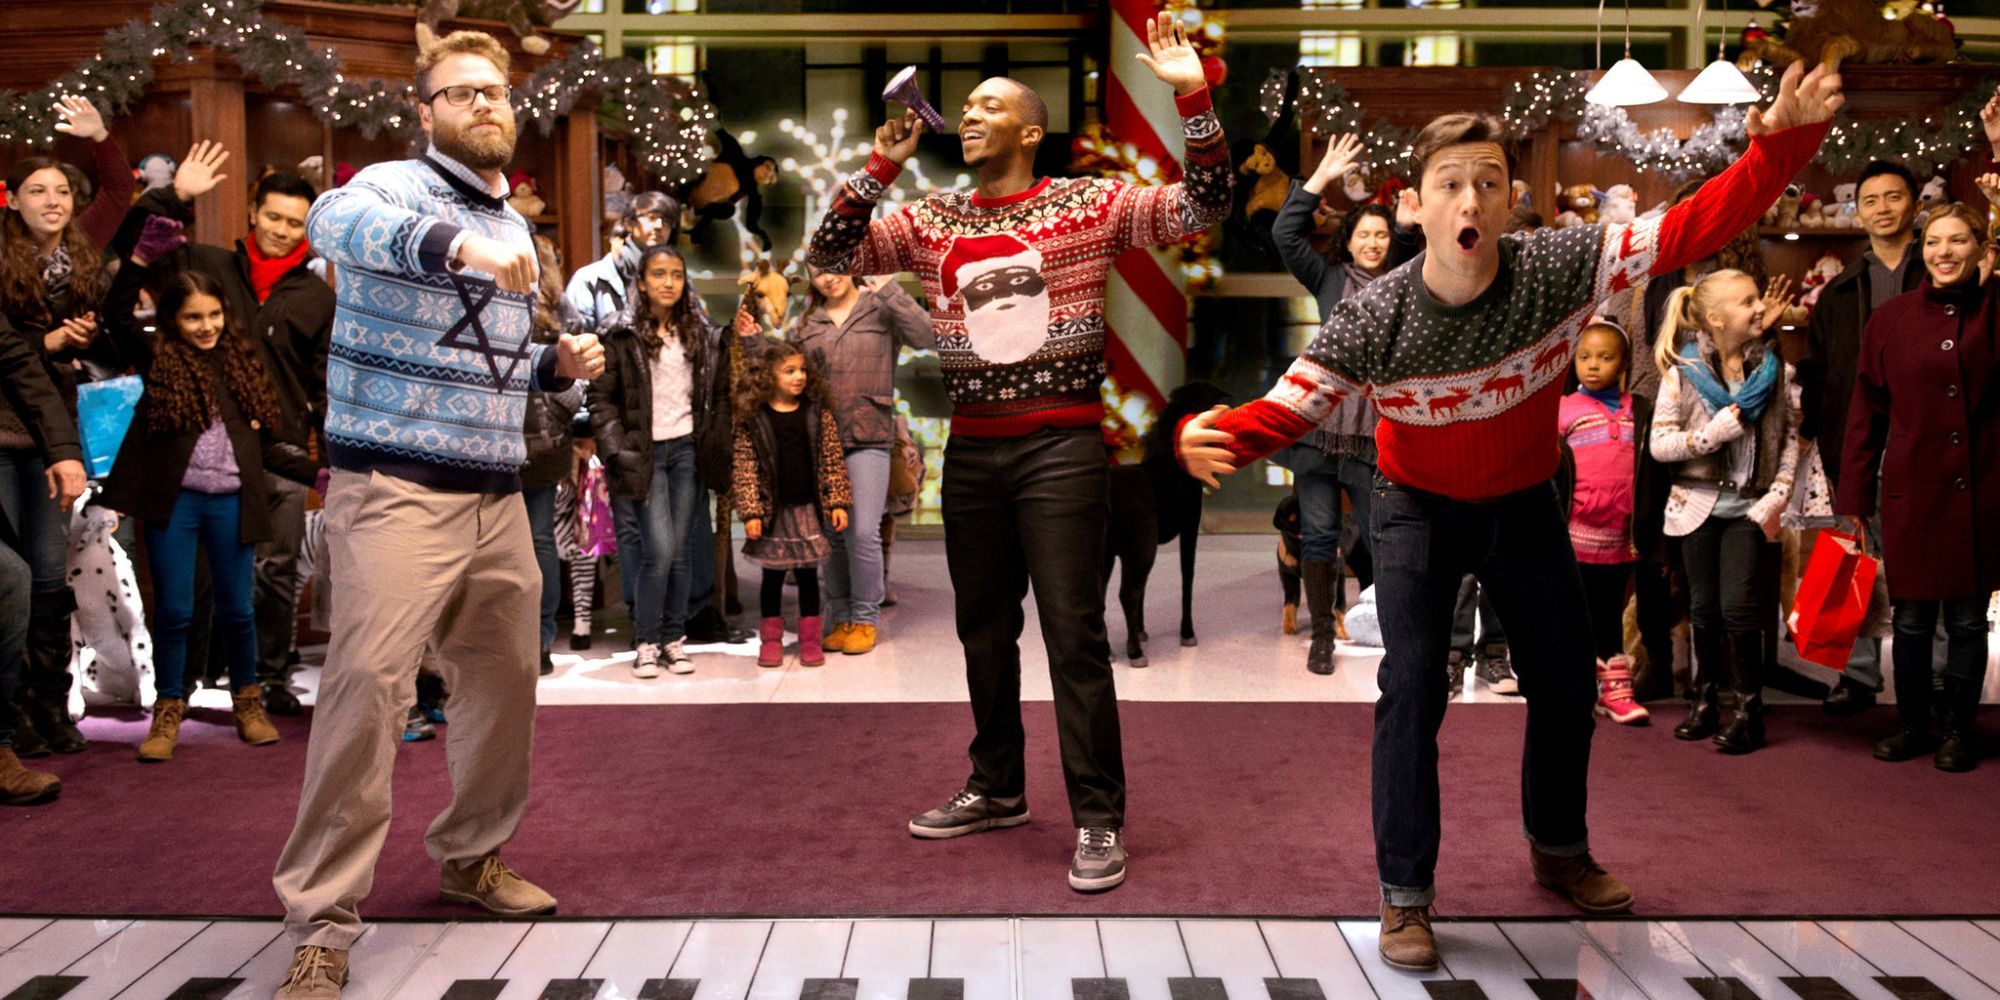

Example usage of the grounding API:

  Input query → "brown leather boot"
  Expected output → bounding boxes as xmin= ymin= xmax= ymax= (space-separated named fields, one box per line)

xmin=137 ymin=698 xmax=187 ymax=763
xmin=0 ymin=747 xmax=60 ymax=805
xmin=233 ymin=684 xmax=281 ymax=746
xmin=1531 ymin=847 xmax=1635 ymax=914
xmin=1379 ymin=901 xmax=1439 ymax=972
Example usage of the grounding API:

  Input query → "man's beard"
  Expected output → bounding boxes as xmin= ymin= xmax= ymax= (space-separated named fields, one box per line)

xmin=435 ymin=115 xmax=517 ymax=171
xmin=962 ymin=292 xmax=1052 ymax=365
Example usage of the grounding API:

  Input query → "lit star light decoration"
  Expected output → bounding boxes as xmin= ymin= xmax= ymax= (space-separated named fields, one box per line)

xmin=753 ymin=108 xmax=968 ymax=267
xmin=0 ymin=0 xmax=716 ymax=188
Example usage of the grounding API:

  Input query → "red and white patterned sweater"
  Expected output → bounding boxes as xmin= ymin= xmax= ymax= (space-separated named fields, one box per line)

xmin=804 ymin=89 xmax=1231 ymax=438
xmin=1191 ymin=121 xmax=1829 ymax=502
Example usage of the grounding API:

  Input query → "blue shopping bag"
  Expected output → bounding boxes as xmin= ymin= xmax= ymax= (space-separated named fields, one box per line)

xmin=75 ymin=375 xmax=143 ymax=478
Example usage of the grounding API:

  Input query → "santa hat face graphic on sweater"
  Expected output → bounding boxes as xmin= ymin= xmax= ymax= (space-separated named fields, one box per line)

xmin=942 ymin=233 xmax=1050 ymax=365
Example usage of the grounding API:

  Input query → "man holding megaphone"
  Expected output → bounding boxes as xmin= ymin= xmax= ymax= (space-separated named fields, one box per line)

xmin=805 ymin=12 xmax=1229 ymax=894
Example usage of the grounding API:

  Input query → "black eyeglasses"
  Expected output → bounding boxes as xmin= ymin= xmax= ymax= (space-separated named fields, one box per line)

xmin=427 ymin=84 xmax=511 ymax=108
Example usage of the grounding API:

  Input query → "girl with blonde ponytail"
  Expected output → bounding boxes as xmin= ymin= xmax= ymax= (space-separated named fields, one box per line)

xmin=1647 ymin=268 xmax=1802 ymax=756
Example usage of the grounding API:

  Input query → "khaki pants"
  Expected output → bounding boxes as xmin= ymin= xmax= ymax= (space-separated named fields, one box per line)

xmin=273 ymin=469 xmax=540 ymax=949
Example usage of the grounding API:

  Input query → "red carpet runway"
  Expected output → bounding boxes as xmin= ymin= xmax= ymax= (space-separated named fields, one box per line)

xmin=2 ymin=701 xmax=1993 ymax=919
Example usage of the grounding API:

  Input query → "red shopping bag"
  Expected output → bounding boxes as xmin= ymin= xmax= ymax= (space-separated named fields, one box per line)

xmin=1789 ymin=530 xmax=1879 ymax=671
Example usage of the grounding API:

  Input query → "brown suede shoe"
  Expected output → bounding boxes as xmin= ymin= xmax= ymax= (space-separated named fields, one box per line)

xmin=234 ymin=685 xmax=282 ymax=746
xmin=137 ymin=698 xmax=187 ymax=763
xmin=1531 ymin=847 xmax=1635 ymax=914
xmin=273 ymin=944 xmax=347 ymax=1000
xmin=440 ymin=854 xmax=558 ymax=917
xmin=0 ymin=747 xmax=60 ymax=805
xmin=1379 ymin=901 xmax=1439 ymax=972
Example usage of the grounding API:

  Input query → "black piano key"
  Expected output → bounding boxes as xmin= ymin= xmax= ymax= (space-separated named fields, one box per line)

xmin=1073 ymin=979 xmax=1133 ymax=1000
xmin=1 ymin=977 xmax=87 ymax=1000
xmin=1168 ymin=978 xmax=1229 ymax=1000
xmin=1526 ymin=978 xmax=1584 ymax=1000
xmin=1782 ymin=978 xmax=1864 ymax=1000
xmin=1265 ymin=978 xmax=1330 ymax=1000
xmin=799 ymin=979 xmax=858 ymax=1000
xmin=1876 ymin=977 xmax=1959 ymax=1000
xmin=442 ymin=980 xmax=508 ymax=1000
xmin=637 ymin=980 xmax=700 ymax=1000
xmin=908 ymin=980 xmax=965 ymax=1000
xmin=164 ymin=978 xmax=245 ymax=1000
xmin=1424 ymin=983 xmax=1492 ymax=1000
xmin=540 ymin=979 xmax=604 ymax=1000
xmin=1684 ymin=977 xmax=1761 ymax=1000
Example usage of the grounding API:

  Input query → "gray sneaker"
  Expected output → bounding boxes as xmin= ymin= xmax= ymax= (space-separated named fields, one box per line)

xmin=907 ymin=787 xmax=1030 ymax=839
xmin=1068 ymin=826 xmax=1127 ymax=892
xmin=1476 ymin=647 xmax=1520 ymax=696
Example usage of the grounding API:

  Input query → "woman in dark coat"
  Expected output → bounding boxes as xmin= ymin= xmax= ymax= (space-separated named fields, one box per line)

xmin=1836 ymin=201 xmax=2000 ymax=773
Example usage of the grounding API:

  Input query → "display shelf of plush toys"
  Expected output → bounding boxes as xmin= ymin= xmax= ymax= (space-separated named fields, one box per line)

xmin=1758 ymin=227 xmax=1869 ymax=238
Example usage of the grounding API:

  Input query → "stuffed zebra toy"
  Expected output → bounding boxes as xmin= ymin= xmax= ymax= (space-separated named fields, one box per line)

xmin=555 ymin=472 xmax=601 ymax=650
xmin=65 ymin=491 xmax=155 ymax=714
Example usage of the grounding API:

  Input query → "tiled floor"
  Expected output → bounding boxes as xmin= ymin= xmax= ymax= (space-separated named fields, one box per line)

xmin=3 ymin=917 xmax=1999 ymax=1000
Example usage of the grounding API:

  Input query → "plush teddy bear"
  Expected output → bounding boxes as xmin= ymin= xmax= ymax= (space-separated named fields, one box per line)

xmin=1767 ymin=184 xmax=1802 ymax=229
xmin=1831 ymin=181 xmax=1859 ymax=228
xmin=1799 ymin=250 xmax=1846 ymax=310
xmin=507 ymin=170 xmax=545 ymax=218
xmin=1754 ymin=0 xmax=1957 ymax=68
xmin=417 ymin=0 xmax=584 ymax=57
xmin=1556 ymin=183 xmax=1598 ymax=227
xmin=1799 ymin=193 xmax=1826 ymax=228
xmin=1599 ymin=184 xmax=1638 ymax=226
xmin=1919 ymin=173 xmax=1949 ymax=210
xmin=1237 ymin=142 xmax=1292 ymax=224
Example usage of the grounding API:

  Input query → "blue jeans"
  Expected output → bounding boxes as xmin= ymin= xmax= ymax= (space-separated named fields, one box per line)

xmin=1369 ymin=475 xmax=1597 ymax=906
xmin=1893 ymin=597 xmax=1989 ymax=688
xmin=523 ymin=485 xmax=561 ymax=650
xmin=146 ymin=490 xmax=258 ymax=700
xmin=825 ymin=447 xmax=890 ymax=626
xmin=1286 ymin=446 xmax=1375 ymax=565
xmin=0 ymin=448 xmax=69 ymax=593
xmin=0 ymin=541 xmax=29 ymax=748
xmin=615 ymin=437 xmax=699 ymax=645
xmin=613 ymin=490 xmax=644 ymax=612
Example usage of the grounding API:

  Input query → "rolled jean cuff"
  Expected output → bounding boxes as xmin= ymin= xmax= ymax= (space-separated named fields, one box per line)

xmin=1525 ymin=828 xmax=1590 ymax=858
xmin=1380 ymin=882 xmax=1435 ymax=908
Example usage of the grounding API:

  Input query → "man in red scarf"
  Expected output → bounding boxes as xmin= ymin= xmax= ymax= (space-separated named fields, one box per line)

xmin=128 ymin=165 xmax=333 ymax=717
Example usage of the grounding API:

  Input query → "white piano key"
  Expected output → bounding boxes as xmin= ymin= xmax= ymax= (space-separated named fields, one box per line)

xmin=745 ymin=922 xmax=850 ymax=1000
xmin=1018 ymin=920 xmax=1106 ymax=1000
xmin=1977 ymin=925 xmax=2000 ymax=946
xmin=1821 ymin=922 xmax=2000 ymax=1000
xmin=52 ymin=920 xmax=207 ymax=1000
xmin=1339 ymin=920 xmax=1449 ymax=1000
xmin=1258 ymin=919 xmax=1378 ymax=1000
xmin=493 ymin=922 xmax=613 ymax=1000
xmin=388 ymin=922 xmax=531 ymax=999
xmin=1429 ymin=923 xmax=1541 ymax=1000
xmin=1666 ymin=921 xmax=1820 ymax=1000
xmin=0 ymin=919 xmax=51 ymax=955
xmin=1740 ymin=921 xmax=1902 ymax=1000
xmin=668 ymin=921 xmax=774 ymax=1000
xmin=1895 ymin=922 xmax=2000 ymax=994
xmin=1493 ymin=921 xmax=1646 ymax=1000
xmin=838 ymin=921 xmax=930 ymax=1000
xmin=579 ymin=922 xmax=695 ymax=1000
xmin=1179 ymin=919 xmax=1279 ymax=1000
xmin=0 ymin=920 xmax=132 ymax=996
xmin=1097 ymin=920 xmax=1190 ymax=1000
xmin=927 ymin=920 xmax=1012 ymax=1000
xmin=109 ymin=922 xmax=281 ymax=1000
xmin=225 ymin=921 xmax=448 ymax=1000
xmin=1577 ymin=921 xmax=1714 ymax=1000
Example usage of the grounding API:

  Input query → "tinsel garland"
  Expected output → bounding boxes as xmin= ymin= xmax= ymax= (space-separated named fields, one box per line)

xmin=0 ymin=0 xmax=717 ymax=188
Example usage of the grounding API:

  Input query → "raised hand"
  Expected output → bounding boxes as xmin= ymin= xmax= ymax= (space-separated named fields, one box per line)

xmin=1306 ymin=132 xmax=1364 ymax=195
xmin=173 ymin=140 xmax=231 ymax=202
xmin=1976 ymin=172 xmax=2000 ymax=207
xmin=52 ymin=96 xmax=107 ymax=143
xmin=556 ymin=331 xmax=605 ymax=380
xmin=1135 ymin=11 xmax=1205 ymax=97
xmin=872 ymin=110 xmax=923 ymax=167
xmin=1747 ymin=59 xmax=1844 ymax=137
xmin=132 ymin=216 xmax=186 ymax=267
xmin=1759 ymin=273 xmax=1796 ymax=332
xmin=1982 ymin=86 xmax=2000 ymax=155
xmin=455 ymin=232 xmax=537 ymax=292
xmin=1176 ymin=405 xmax=1238 ymax=488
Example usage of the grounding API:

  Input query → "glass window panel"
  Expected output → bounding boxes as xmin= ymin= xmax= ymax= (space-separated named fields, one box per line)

xmin=1300 ymin=30 xmax=1364 ymax=67
xmin=646 ymin=38 xmax=699 ymax=77
xmin=1406 ymin=33 xmax=1463 ymax=66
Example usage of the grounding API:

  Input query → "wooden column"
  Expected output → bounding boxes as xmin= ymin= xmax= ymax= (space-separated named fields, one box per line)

xmin=558 ymin=113 xmax=600 ymax=271
xmin=177 ymin=55 xmax=250 ymax=247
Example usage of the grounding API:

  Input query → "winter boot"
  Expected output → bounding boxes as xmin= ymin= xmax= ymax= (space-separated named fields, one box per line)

xmin=0 ymin=747 xmax=59 ymax=806
xmin=798 ymin=616 xmax=826 ymax=667
xmin=9 ymin=706 xmax=51 ymax=759
xmin=25 ymin=590 xmax=85 ymax=753
xmin=1874 ymin=655 xmax=1939 ymax=762
xmin=1934 ymin=676 xmax=1982 ymax=773
xmin=137 ymin=698 xmax=187 ymax=763
xmin=1302 ymin=559 xmax=1338 ymax=676
xmin=1713 ymin=631 xmax=1766 ymax=754
xmin=1676 ymin=625 xmax=1724 ymax=740
xmin=1594 ymin=655 xmax=1650 ymax=725
xmin=757 ymin=617 xmax=784 ymax=668
xmin=232 ymin=684 xmax=282 ymax=746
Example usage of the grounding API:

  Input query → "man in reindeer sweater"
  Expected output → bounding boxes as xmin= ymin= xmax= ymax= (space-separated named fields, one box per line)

xmin=1181 ymin=62 xmax=1843 ymax=969
xmin=806 ymin=13 xmax=1229 ymax=893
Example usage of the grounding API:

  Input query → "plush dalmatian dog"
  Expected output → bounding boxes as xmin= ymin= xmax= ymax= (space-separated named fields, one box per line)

xmin=66 ymin=491 xmax=155 ymax=713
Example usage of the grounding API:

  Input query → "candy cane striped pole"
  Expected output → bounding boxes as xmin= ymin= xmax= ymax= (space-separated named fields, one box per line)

xmin=1103 ymin=0 xmax=1190 ymax=413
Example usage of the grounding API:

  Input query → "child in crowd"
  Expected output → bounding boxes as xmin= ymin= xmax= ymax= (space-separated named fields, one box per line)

xmin=101 ymin=228 xmax=323 ymax=762
xmin=1648 ymin=270 xmax=1802 ymax=755
xmin=732 ymin=340 xmax=851 ymax=668
xmin=1557 ymin=320 xmax=1650 ymax=725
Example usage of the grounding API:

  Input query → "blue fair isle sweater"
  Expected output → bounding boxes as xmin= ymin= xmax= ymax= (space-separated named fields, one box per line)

xmin=307 ymin=148 xmax=566 ymax=494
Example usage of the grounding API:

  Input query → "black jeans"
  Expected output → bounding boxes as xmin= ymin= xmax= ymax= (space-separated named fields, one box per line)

xmin=1892 ymin=596 xmax=1988 ymax=687
xmin=943 ymin=425 xmax=1124 ymax=828
xmin=1577 ymin=562 xmax=1636 ymax=662
xmin=1677 ymin=515 xmax=1776 ymax=645
xmin=1370 ymin=475 xmax=1598 ymax=905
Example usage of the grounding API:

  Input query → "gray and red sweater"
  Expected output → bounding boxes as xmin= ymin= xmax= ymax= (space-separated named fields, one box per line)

xmin=1191 ymin=120 xmax=1829 ymax=502
xmin=804 ymin=88 xmax=1231 ymax=438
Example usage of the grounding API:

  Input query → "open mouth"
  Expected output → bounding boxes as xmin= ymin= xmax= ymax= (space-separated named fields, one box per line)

xmin=1455 ymin=226 xmax=1481 ymax=252
xmin=961 ymin=130 xmax=984 ymax=144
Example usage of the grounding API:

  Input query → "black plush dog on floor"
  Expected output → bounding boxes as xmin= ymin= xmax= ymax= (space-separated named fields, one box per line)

xmin=1105 ymin=381 xmax=1229 ymax=667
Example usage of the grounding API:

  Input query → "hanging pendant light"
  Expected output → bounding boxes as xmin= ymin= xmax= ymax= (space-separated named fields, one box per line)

xmin=1586 ymin=0 xmax=1667 ymax=107
xmin=1680 ymin=0 xmax=1762 ymax=104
